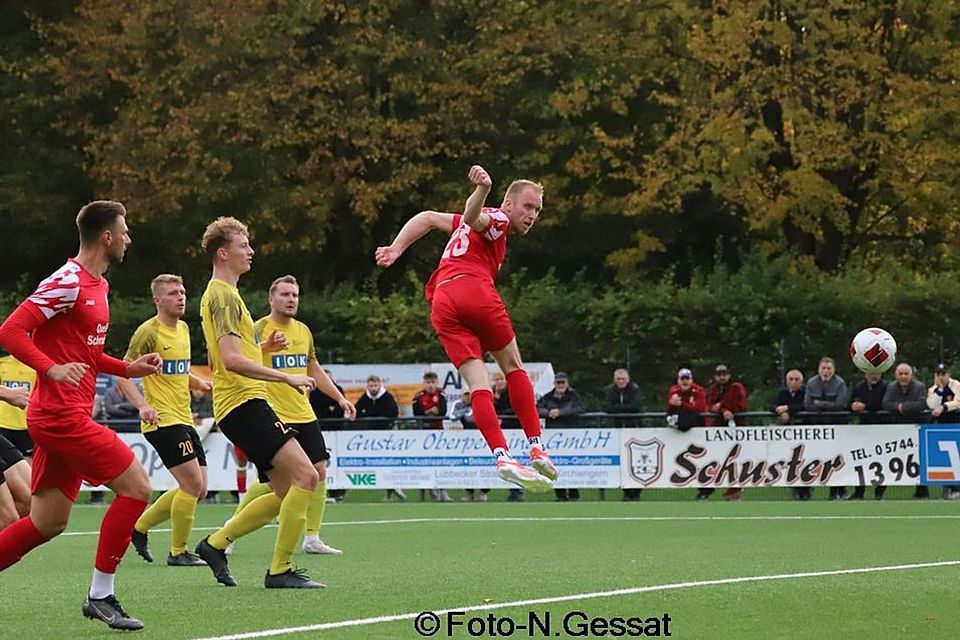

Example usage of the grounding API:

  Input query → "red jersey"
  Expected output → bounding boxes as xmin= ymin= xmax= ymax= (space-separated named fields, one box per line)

xmin=22 ymin=259 xmax=111 ymax=420
xmin=425 ymin=208 xmax=511 ymax=303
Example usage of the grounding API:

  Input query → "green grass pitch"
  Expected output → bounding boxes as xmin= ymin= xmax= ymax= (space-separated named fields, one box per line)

xmin=2 ymin=494 xmax=957 ymax=639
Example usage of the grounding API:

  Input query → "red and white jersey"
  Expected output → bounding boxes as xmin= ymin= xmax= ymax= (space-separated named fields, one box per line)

xmin=425 ymin=208 xmax=511 ymax=302
xmin=24 ymin=259 xmax=111 ymax=419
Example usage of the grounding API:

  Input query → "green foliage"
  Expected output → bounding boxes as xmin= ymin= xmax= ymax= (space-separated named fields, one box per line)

xmin=85 ymin=253 xmax=960 ymax=411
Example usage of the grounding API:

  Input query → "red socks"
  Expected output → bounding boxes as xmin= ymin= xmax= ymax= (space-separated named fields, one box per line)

xmin=506 ymin=369 xmax=542 ymax=440
xmin=0 ymin=516 xmax=49 ymax=571
xmin=94 ymin=495 xmax=147 ymax=574
xmin=470 ymin=388 xmax=508 ymax=452
xmin=237 ymin=472 xmax=247 ymax=494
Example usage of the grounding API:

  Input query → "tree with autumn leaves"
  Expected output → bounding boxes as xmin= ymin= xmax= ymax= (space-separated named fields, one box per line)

xmin=2 ymin=0 xmax=960 ymax=398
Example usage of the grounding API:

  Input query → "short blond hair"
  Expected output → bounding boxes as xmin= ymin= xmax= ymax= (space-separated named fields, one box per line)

xmin=202 ymin=217 xmax=249 ymax=262
xmin=150 ymin=274 xmax=183 ymax=297
xmin=269 ymin=275 xmax=299 ymax=297
xmin=504 ymin=179 xmax=544 ymax=202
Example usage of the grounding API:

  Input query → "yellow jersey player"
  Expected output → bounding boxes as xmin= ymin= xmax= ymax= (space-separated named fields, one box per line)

xmin=116 ymin=274 xmax=213 ymax=567
xmin=194 ymin=217 xmax=323 ymax=589
xmin=0 ymin=354 xmax=34 ymax=528
xmin=230 ymin=275 xmax=355 ymax=555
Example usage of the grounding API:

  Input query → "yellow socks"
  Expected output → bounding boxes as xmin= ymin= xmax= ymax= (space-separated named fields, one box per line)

xmin=169 ymin=491 xmax=199 ymax=555
xmin=134 ymin=488 xmax=178 ymax=534
xmin=304 ymin=480 xmax=327 ymax=538
xmin=232 ymin=481 xmax=272 ymax=518
xmin=209 ymin=493 xmax=282 ymax=550
xmin=269 ymin=486 xmax=312 ymax=575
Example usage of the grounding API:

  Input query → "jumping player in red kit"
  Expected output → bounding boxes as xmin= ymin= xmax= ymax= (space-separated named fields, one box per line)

xmin=376 ymin=166 xmax=558 ymax=491
xmin=0 ymin=201 xmax=162 ymax=631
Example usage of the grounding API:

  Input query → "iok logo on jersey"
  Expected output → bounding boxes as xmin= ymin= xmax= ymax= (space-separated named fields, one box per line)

xmin=919 ymin=425 xmax=960 ymax=484
xmin=161 ymin=359 xmax=190 ymax=376
xmin=2 ymin=381 xmax=30 ymax=390
xmin=272 ymin=354 xmax=308 ymax=369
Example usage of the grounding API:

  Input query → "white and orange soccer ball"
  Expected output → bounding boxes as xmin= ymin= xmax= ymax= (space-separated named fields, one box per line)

xmin=850 ymin=328 xmax=897 ymax=374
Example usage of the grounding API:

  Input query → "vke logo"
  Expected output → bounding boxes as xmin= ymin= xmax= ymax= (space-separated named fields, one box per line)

xmin=347 ymin=473 xmax=376 ymax=486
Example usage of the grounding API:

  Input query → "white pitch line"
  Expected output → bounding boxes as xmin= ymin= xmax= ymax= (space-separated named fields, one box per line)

xmin=190 ymin=560 xmax=960 ymax=640
xmin=58 ymin=513 xmax=960 ymax=537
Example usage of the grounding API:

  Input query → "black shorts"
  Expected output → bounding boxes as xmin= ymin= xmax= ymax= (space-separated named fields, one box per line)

xmin=0 ymin=428 xmax=33 ymax=457
xmin=144 ymin=425 xmax=207 ymax=470
xmin=290 ymin=421 xmax=330 ymax=465
xmin=0 ymin=434 xmax=25 ymax=482
xmin=218 ymin=399 xmax=296 ymax=481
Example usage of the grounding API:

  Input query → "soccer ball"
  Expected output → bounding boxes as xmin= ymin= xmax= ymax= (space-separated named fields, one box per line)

xmin=850 ymin=328 xmax=897 ymax=374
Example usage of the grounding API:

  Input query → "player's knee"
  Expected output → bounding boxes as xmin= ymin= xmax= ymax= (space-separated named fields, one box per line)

xmin=295 ymin=465 xmax=320 ymax=492
xmin=179 ymin=476 xmax=205 ymax=498
xmin=34 ymin=513 xmax=68 ymax=538
xmin=126 ymin=475 xmax=153 ymax=503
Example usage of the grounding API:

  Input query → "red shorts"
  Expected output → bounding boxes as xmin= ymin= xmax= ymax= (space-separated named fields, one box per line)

xmin=28 ymin=415 xmax=135 ymax=502
xmin=430 ymin=276 xmax=515 ymax=368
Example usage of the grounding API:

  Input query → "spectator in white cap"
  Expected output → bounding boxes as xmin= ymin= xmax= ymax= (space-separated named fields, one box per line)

xmin=926 ymin=363 xmax=960 ymax=499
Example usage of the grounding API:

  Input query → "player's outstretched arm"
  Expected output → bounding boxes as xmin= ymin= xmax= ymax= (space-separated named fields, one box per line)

xmin=375 ymin=211 xmax=456 ymax=268
xmin=462 ymin=165 xmax=492 ymax=232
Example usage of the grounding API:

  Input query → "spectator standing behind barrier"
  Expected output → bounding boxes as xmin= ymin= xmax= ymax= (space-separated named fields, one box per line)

xmin=103 ymin=378 xmax=139 ymax=421
xmin=491 ymin=371 xmax=522 ymax=502
xmin=355 ymin=374 xmax=399 ymax=425
xmin=355 ymin=375 xmax=403 ymax=501
xmin=449 ymin=389 xmax=488 ymax=502
xmin=603 ymin=368 xmax=642 ymax=423
xmin=803 ymin=358 xmax=848 ymax=500
xmin=882 ymin=363 xmax=928 ymax=499
xmin=310 ymin=370 xmax=347 ymax=503
xmin=412 ymin=371 xmax=447 ymax=430
xmin=604 ymin=368 xmax=642 ymax=501
xmin=926 ymin=363 xmax=960 ymax=500
xmin=769 ymin=369 xmax=805 ymax=425
xmin=538 ymin=372 xmax=584 ymax=502
xmin=848 ymin=371 xmax=888 ymax=500
xmin=309 ymin=369 xmax=347 ymax=429
xmin=704 ymin=364 xmax=747 ymax=501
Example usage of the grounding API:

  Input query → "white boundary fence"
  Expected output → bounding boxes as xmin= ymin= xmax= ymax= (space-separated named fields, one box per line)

xmin=82 ymin=423 xmax=960 ymax=491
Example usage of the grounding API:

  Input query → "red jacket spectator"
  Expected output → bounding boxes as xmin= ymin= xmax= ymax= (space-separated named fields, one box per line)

xmin=667 ymin=368 xmax=706 ymax=431
xmin=412 ymin=372 xmax=446 ymax=429
xmin=705 ymin=364 xmax=748 ymax=426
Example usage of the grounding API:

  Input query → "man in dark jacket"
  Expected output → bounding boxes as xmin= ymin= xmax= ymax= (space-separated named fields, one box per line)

xmin=848 ymin=371 xmax=888 ymax=500
xmin=309 ymin=369 xmax=347 ymax=502
xmin=883 ymin=363 xmax=928 ymax=499
xmin=769 ymin=369 xmax=805 ymax=425
xmin=603 ymin=368 xmax=642 ymax=500
xmin=538 ymin=372 xmax=585 ymax=501
xmin=603 ymin=368 xmax=642 ymax=424
xmin=355 ymin=374 xmax=399 ymax=426
xmin=355 ymin=374 xmax=403 ymax=501
xmin=538 ymin=372 xmax=585 ymax=428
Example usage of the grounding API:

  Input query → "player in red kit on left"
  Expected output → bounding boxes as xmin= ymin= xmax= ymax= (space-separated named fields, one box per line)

xmin=0 ymin=201 xmax=161 ymax=631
